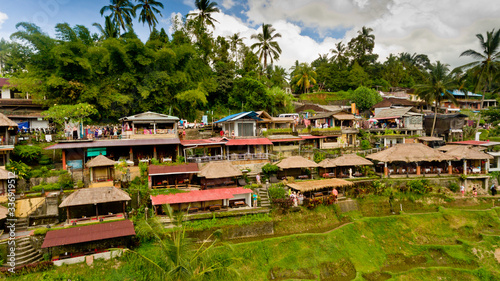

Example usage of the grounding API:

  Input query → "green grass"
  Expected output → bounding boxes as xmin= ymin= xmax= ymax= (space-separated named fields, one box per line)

xmin=149 ymin=188 xmax=187 ymax=196
xmin=7 ymin=204 xmax=500 ymax=280
xmin=299 ymin=91 xmax=351 ymax=105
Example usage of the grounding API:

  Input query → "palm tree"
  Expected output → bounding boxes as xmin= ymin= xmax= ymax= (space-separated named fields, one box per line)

xmin=330 ymin=41 xmax=347 ymax=65
xmin=293 ymin=63 xmax=317 ymax=94
xmin=93 ymin=16 xmax=119 ymax=40
xmin=416 ymin=61 xmax=457 ymax=137
xmin=458 ymin=29 xmax=500 ymax=132
xmin=100 ymin=0 xmax=136 ymax=33
xmin=358 ymin=26 xmax=375 ymax=52
xmin=251 ymin=23 xmax=282 ymax=69
xmin=188 ymin=0 xmax=220 ymax=29
xmin=134 ymin=0 xmax=164 ymax=32
xmin=227 ymin=32 xmax=245 ymax=64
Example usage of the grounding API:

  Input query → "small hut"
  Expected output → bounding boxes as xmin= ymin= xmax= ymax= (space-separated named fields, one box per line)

xmin=366 ymin=143 xmax=453 ymax=177
xmin=0 ymin=168 xmax=12 ymax=194
xmin=276 ymin=156 xmax=319 ymax=179
xmin=319 ymin=154 xmax=373 ymax=178
xmin=442 ymin=145 xmax=493 ymax=174
xmin=198 ymin=161 xmax=243 ymax=189
xmin=86 ymin=155 xmax=116 ymax=184
xmin=149 ymin=163 xmax=199 ymax=188
xmin=59 ymin=186 xmax=131 ymax=223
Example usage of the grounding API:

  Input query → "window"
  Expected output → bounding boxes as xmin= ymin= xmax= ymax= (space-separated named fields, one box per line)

xmin=238 ymin=123 xmax=254 ymax=136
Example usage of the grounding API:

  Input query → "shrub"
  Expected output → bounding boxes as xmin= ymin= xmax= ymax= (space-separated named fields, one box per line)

xmin=360 ymin=139 xmax=371 ymax=150
xmin=38 ymin=155 xmax=52 ymax=165
xmin=34 ymin=227 xmax=50 ymax=236
xmin=261 ymin=163 xmax=279 ymax=177
xmin=407 ymin=179 xmax=431 ymax=194
xmin=313 ymin=151 xmax=326 ymax=163
xmin=32 ymin=182 xmax=59 ymax=192
xmin=57 ymin=173 xmax=73 ymax=189
xmin=448 ymin=181 xmax=460 ymax=192
xmin=0 ymin=260 xmax=53 ymax=276
xmin=268 ymin=185 xmax=287 ymax=200
xmin=13 ymin=145 xmax=42 ymax=162
xmin=271 ymin=198 xmax=293 ymax=211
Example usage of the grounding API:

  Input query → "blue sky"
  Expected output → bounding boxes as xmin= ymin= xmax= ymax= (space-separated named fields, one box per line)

xmin=0 ymin=0 xmax=499 ymax=69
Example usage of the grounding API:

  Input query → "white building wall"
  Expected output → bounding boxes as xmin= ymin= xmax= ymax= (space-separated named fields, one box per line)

xmin=1 ymin=88 xmax=10 ymax=99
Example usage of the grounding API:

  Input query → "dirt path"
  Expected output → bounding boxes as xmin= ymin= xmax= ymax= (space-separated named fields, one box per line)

xmin=495 ymin=249 xmax=500 ymax=264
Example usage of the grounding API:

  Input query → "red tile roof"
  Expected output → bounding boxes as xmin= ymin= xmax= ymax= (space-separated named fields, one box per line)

xmin=149 ymin=163 xmax=199 ymax=176
xmin=150 ymin=187 xmax=252 ymax=205
xmin=225 ymin=138 xmax=273 ymax=146
xmin=448 ymin=140 xmax=489 ymax=146
xmin=300 ymin=135 xmax=326 ymax=139
xmin=45 ymin=138 xmax=180 ymax=150
xmin=270 ymin=138 xmax=302 ymax=143
xmin=41 ymin=220 xmax=135 ymax=248
xmin=180 ymin=138 xmax=227 ymax=146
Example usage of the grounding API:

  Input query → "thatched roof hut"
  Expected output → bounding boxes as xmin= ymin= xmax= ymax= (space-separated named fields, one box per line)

xmin=287 ymin=178 xmax=353 ymax=192
xmin=366 ymin=143 xmax=453 ymax=163
xmin=0 ymin=112 xmax=18 ymax=127
xmin=443 ymin=145 xmax=494 ymax=160
xmin=0 ymin=168 xmax=12 ymax=180
xmin=59 ymin=186 xmax=131 ymax=208
xmin=319 ymin=154 xmax=373 ymax=168
xmin=276 ymin=156 xmax=319 ymax=169
xmin=437 ymin=145 xmax=486 ymax=152
xmin=198 ymin=161 xmax=243 ymax=179
xmin=86 ymin=155 xmax=116 ymax=168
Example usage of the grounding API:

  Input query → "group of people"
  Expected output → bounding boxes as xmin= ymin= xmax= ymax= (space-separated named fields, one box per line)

xmin=85 ymin=125 xmax=119 ymax=140
xmin=219 ymin=129 xmax=235 ymax=139
xmin=288 ymin=190 xmax=304 ymax=207
xmin=460 ymin=184 xmax=498 ymax=197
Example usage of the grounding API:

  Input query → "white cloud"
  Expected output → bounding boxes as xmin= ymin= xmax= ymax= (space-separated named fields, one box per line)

xmin=221 ymin=0 xmax=235 ymax=10
xmin=242 ymin=0 xmax=500 ymax=68
xmin=0 ymin=11 xmax=8 ymax=29
xmin=182 ymin=0 xmax=196 ymax=9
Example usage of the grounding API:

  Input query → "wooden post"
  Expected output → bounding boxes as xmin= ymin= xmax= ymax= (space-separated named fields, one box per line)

xmin=416 ymin=165 xmax=421 ymax=175
xmin=463 ymin=160 xmax=467 ymax=175
xmin=384 ymin=162 xmax=388 ymax=177
xmin=66 ymin=207 xmax=70 ymax=223
xmin=129 ymin=147 xmax=133 ymax=162
xmin=95 ymin=203 xmax=99 ymax=217
xmin=62 ymin=150 xmax=66 ymax=170
xmin=153 ymin=146 xmax=157 ymax=159
xmin=448 ymin=161 xmax=452 ymax=174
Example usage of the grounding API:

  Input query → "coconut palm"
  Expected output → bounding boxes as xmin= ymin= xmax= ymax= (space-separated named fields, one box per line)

xmin=227 ymin=32 xmax=245 ymax=64
xmin=458 ymin=29 xmax=500 ymax=132
xmin=93 ymin=16 xmax=119 ymax=40
xmin=293 ymin=63 xmax=317 ymax=94
xmin=330 ymin=41 xmax=348 ymax=65
xmin=100 ymin=0 xmax=136 ymax=33
xmin=188 ymin=0 xmax=220 ymax=29
xmin=415 ymin=61 xmax=458 ymax=137
xmin=134 ymin=0 xmax=164 ymax=32
xmin=251 ymin=23 xmax=282 ymax=69
xmin=358 ymin=26 xmax=375 ymax=52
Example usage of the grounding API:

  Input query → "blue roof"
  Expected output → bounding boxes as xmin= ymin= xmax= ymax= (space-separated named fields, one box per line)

xmin=446 ymin=90 xmax=482 ymax=98
xmin=215 ymin=111 xmax=262 ymax=123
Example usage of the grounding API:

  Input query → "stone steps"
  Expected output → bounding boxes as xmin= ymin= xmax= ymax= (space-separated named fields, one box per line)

xmin=258 ymin=188 xmax=271 ymax=208
xmin=3 ymin=236 xmax=43 ymax=266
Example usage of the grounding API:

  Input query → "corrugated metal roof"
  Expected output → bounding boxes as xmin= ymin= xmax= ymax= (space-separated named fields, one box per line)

xmin=374 ymin=107 xmax=421 ymax=119
xmin=225 ymin=138 xmax=273 ymax=146
xmin=41 ymin=220 xmax=135 ymax=248
xmin=214 ymin=111 xmax=262 ymax=123
xmin=447 ymin=90 xmax=482 ymax=97
xmin=150 ymin=187 xmax=252 ymax=205
xmin=45 ymin=138 xmax=180 ymax=150
xmin=149 ymin=163 xmax=199 ymax=176
xmin=119 ymin=111 xmax=179 ymax=122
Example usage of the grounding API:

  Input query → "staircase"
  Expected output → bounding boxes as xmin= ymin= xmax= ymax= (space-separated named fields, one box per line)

xmin=3 ymin=236 xmax=43 ymax=266
xmin=258 ymin=188 xmax=271 ymax=208
xmin=16 ymin=217 xmax=28 ymax=231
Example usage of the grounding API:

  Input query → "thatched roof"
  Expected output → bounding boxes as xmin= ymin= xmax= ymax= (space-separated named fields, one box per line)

xmin=0 ymin=168 xmax=11 ymax=180
xmin=0 ymin=112 xmax=18 ymax=127
xmin=276 ymin=156 xmax=319 ymax=169
xmin=437 ymin=145 xmax=486 ymax=152
xmin=287 ymin=178 xmax=354 ymax=192
xmin=0 ymin=205 xmax=7 ymax=220
xmin=319 ymin=154 xmax=374 ymax=168
xmin=59 ymin=186 xmax=131 ymax=208
xmin=417 ymin=136 xmax=443 ymax=142
xmin=198 ymin=161 xmax=243 ymax=179
xmin=86 ymin=155 xmax=116 ymax=168
xmin=443 ymin=145 xmax=494 ymax=160
xmin=366 ymin=143 xmax=453 ymax=163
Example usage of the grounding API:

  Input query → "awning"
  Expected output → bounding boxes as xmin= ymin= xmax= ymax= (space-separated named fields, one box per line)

xmin=41 ymin=220 xmax=135 ymax=248
xmin=225 ymin=138 xmax=273 ymax=146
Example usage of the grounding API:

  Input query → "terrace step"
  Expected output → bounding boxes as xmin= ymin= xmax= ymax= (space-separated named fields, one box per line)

xmin=2 ymin=236 xmax=43 ymax=266
xmin=257 ymin=188 xmax=271 ymax=208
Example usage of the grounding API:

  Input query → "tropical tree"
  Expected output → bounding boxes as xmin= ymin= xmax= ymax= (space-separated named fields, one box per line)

xmin=227 ymin=32 xmax=245 ymax=65
xmin=293 ymin=63 xmax=317 ymax=94
xmin=130 ymin=205 xmax=239 ymax=281
xmin=134 ymin=0 xmax=164 ymax=32
xmin=93 ymin=16 xmax=120 ymax=40
xmin=100 ymin=0 xmax=136 ymax=33
xmin=330 ymin=41 xmax=348 ymax=66
xmin=251 ymin=23 xmax=282 ymax=69
xmin=348 ymin=26 xmax=377 ymax=67
xmin=188 ymin=0 xmax=220 ymax=29
xmin=350 ymin=86 xmax=382 ymax=112
xmin=457 ymin=29 xmax=500 ymax=132
xmin=416 ymin=61 xmax=457 ymax=136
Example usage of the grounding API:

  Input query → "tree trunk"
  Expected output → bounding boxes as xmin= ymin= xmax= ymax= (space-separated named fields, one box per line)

xmin=474 ymin=88 xmax=486 ymax=135
xmin=430 ymin=102 xmax=439 ymax=137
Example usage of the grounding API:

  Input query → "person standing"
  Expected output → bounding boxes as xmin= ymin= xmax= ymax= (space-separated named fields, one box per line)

xmin=491 ymin=184 xmax=497 ymax=196
xmin=220 ymin=129 xmax=224 ymax=137
xmin=253 ymin=193 xmax=258 ymax=208
xmin=256 ymin=173 xmax=261 ymax=185
xmin=472 ymin=186 xmax=477 ymax=197
xmin=460 ymin=184 xmax=465 ymax=197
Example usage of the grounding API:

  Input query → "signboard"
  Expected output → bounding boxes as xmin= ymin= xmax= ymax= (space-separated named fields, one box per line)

xmin=87 ymin=147 xmax=106 ymax=157
xmin=202 ymin=115 xmax=208 ymax=125
xmin=67 ymin=160 xmax=83 ymax=169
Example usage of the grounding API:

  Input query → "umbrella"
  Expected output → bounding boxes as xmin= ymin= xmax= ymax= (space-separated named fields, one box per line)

xmin=368 ymin=118 xmax=377 ymax=122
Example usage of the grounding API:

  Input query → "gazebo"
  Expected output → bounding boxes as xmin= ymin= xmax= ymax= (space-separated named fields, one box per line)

xmin=198 ymin=161 xmax=243 ymax=189
xmin=287 ymin=178 xmax=354 ymax=198
xmin=318 ymin=154 xmax=373 ymax=178
xmin=366 ymin=143 xmax=453 ymax=177
xmin=86 ymin=155 xmax=116 ymax=184
xmin=441 ymin=145 xmax=493 ymax=174
xmin=276 ymin=156 xmax=319 ymax=179
xmin=59 ymin=186 xmax=131 ymax=223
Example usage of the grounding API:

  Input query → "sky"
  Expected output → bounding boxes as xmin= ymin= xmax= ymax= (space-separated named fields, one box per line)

xmin=0 ymin=0 xmax=499 ymax=70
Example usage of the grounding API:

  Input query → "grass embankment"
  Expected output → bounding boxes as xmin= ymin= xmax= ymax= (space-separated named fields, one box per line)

xmin=9 ymin=206 xmax=500 ymax=280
